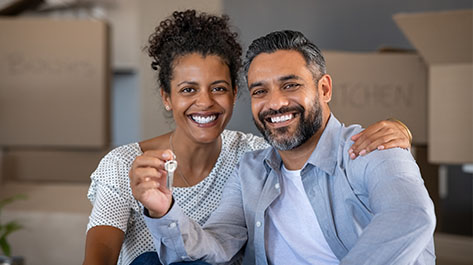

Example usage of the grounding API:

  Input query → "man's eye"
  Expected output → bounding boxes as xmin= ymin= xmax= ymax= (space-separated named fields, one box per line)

xmin=251 ymin=89 xmax=266 ymax=96
xmin=283 ymin=83 xmax=300 ymax=90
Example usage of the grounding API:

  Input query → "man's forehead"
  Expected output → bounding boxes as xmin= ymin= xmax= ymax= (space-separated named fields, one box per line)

xmin=247 ymin=50 xmax=309 ymax=83
xmin=250 ymin=50 xmax=304 ymax=66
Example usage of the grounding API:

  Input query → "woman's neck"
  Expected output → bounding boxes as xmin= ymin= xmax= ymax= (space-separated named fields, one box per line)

xmin=168 ymin=130 xmax=222 ymax=187
xmin=139 ymin=130 xmax=223 ymax=187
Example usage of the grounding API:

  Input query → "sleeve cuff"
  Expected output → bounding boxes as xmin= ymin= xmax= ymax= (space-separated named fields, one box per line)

xmin=143 ymin=202 xmax=191 ymax=262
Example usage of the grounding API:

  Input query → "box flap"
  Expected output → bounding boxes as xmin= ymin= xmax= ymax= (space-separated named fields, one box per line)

xmin=394 ymin=9 xmax=472 ymax=64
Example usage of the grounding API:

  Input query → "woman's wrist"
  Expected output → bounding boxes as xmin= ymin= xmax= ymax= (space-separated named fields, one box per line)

xmin=388 ymin=118 xmax=413 ymax=144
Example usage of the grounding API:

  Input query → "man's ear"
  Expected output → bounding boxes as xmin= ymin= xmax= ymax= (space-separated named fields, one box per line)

xmin=317 ymin=74 xmax=332 ymax=103
xmin=160 ymin=88 xmax=171 ymax=111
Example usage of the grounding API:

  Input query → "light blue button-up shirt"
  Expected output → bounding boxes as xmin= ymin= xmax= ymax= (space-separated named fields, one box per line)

xmin=144 ymin=115 xmax=436 ymax=265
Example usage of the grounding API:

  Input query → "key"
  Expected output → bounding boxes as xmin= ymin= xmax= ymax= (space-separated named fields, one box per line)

xmin=164 ymin=154 xmax=178 ymax=191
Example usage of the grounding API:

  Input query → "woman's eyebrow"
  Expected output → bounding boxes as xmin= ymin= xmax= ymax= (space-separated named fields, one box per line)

xmin=176 ymin=80 xmax=199 ymax=86
xmin=210 ymin=80 xmax=231 ymax=86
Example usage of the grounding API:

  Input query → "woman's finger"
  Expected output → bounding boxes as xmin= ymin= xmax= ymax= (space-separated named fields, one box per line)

xmin=133 ymin=155 xmax=165 ymax=171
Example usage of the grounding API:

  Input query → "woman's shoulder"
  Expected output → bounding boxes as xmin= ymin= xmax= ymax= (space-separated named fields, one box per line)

xmin=138 ymin=133 xmax=170 ymax=153
xmin=91 ymin=143 xmax=142 ymax=179
xmin=103 ymin=142 xmax=142 ymax=164
xmin=221 ymin=130 xmax=269 ymax=153
xmin=88 ymin=143 xmax=141 ymax=199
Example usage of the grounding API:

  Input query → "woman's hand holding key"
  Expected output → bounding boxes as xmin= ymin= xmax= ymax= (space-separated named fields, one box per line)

xmin=129 ymin=149 xmax=175 ymax=218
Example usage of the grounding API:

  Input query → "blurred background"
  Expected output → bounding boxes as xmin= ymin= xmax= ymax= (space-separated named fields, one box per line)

xmin=0 ymin=0 xmax=471 ymax=264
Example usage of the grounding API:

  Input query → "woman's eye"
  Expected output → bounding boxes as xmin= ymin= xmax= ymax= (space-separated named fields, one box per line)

xmin=212 ymin=86 xmax=228 ymax=92
xmin=181 ymin=87 xmax=196 ymax=93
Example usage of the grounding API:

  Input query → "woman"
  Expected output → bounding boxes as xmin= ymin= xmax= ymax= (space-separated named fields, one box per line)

xmin=82 ymin=10 xmax=412 ymax=265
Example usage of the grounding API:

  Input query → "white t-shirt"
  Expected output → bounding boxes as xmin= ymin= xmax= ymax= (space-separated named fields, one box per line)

xmin=86 ymin=130 xmax=268 ymax=265
xmin=265 ymin=165 xmax=339 ymax=265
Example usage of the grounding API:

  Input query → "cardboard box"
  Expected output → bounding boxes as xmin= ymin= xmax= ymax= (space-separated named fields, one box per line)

xmin=394 ymin=9 xmax=473 ymax=164
xmin=325 ymin=51 xmax=427 ymax=144
xmin=2 ymin=148 xmax=109 ymax=182
xmin=0 ymin=18 xmax=110 ymax=148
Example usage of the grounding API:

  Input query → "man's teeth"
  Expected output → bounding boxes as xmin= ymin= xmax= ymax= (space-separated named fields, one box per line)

xmin=192 ymin=115 xmax=217 ymax=124
xmin=270 ymin=114 xmax=293 ymax=123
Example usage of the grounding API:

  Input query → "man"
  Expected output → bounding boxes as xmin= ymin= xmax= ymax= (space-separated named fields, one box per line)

xmin=134 ymin=30 xmax=435 ymax=265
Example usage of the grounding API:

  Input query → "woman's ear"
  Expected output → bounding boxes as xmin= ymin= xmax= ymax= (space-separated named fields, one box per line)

xmin=160 ymin=89 xmax=171 ymax=111
xmin=318 ymin=74 xmax=332 ymax=103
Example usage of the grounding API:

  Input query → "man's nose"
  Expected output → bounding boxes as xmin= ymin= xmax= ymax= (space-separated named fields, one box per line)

xmin=267 ymin=89 xmax=289 ymax=111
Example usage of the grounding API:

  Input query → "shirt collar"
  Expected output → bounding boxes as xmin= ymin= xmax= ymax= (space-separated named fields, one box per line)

xmin=263 ymin=113 xmax=342 ymax=176
xmin=263 ymin=146 xmax=282 ymax=174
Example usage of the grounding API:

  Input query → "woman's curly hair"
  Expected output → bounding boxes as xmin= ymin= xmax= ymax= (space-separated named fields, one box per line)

xmin=147 ymin=10 xmax=242 ymax=94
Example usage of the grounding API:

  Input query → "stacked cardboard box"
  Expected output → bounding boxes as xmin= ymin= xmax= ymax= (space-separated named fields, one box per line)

xmin=394 ymin=9 xmax=473 ymax=164
xmin=0 ymin=18 xmax=111 ymax=182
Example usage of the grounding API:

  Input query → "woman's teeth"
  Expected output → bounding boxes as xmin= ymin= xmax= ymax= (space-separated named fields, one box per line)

xmin=191 ymin=115 xmax=217 ymax=124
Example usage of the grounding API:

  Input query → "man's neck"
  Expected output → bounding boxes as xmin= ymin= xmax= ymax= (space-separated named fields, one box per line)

xmin=278 ymin=114 xmax=330 ymax=170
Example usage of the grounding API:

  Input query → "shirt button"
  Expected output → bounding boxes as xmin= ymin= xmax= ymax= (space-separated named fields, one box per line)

xmin=181 ymin=256 xmax=187 ymax=259
xmin=256 ymin=221 xmax=261 ymax=227
xmin=275 ymin=183 xmax=280 ymax=189
xmin=168 ymin=222 xmax=177 ymax=229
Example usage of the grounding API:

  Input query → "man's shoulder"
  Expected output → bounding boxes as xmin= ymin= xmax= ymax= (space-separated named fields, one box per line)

xmin=234 ymin=146 xmax=274 ymax=179
xmin=239 ymin=146 xmax=273 ymax=164
xmin=338 ymin=122 xmax=363 ymax=144
xmin=232 ymin=147 xmax=274 ymax=191
xmin=334 ymin=121 xmax=364 ymax=158
xmin=333 ymin=120 xmax=416 ymax=175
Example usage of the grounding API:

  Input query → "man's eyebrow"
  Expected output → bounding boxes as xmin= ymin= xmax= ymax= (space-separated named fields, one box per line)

xmin=248 ymin=74 xmax=302 ymax=90
xmin=248 ymin=81 xmax=264 ymax=91
xmin=279 ymin=74 xmax=302 ymax=82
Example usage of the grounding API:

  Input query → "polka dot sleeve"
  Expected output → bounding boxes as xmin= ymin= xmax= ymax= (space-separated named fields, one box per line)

xmin=87 ymin=147 xmax=136 ymax=233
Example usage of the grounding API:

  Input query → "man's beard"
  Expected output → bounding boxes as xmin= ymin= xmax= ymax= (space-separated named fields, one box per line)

xmin=254 ymin=99 xmax=323 ymax=151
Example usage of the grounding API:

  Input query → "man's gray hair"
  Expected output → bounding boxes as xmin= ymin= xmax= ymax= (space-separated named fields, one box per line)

xmin=243 ymin=30 xmax=327 ymax=85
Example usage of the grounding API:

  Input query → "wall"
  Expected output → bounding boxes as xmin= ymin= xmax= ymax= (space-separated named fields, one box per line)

xmin=112 ymin=73 xmax=140 ymax=146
